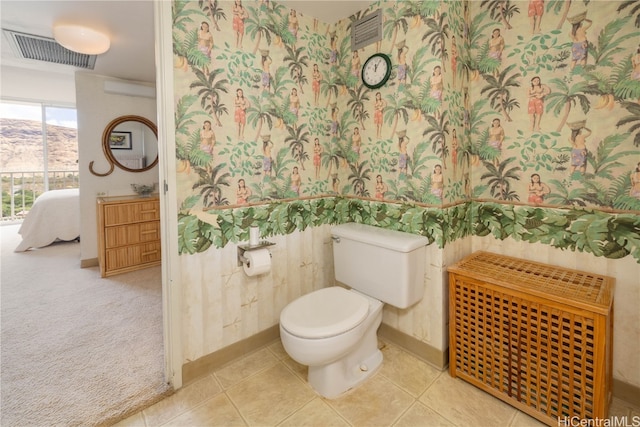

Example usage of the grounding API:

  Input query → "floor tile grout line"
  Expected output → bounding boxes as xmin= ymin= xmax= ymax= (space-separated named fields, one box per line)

xmin=388 ymin=399 xmax=421 ymax=427
xmin=224 ymin=358 xmax=317 ymax=427
xmin=275 ymin=361 xmax=319 ymax=425
xmin=268 ymin=355 xmax=358 ymax=427
xmin=505 ymin=408 xmax=521 ymax=427
xmin=214 ymin=349 xmax=282 ymax=391
xmin=404 ymin=370 xmax=466 ymax=427
xmin=155 ymin=373 xmax=226 ymax=427
xmin=222 ymin=388 xmax=252 ymax=426
xmin=322 ymin=397 xmax=358 ymax=427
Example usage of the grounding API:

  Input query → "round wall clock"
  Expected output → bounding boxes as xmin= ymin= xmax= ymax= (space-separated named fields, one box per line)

xmin=361 ymin=53 xmax=392 ymax=89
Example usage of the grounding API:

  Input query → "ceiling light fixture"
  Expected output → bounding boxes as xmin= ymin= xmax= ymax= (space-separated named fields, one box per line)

xmin=53 ymin=24 xmax=110 ymax=55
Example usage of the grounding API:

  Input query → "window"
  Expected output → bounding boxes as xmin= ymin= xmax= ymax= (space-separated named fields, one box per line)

xmin=0 ymin=99 xmax=78 ymax=220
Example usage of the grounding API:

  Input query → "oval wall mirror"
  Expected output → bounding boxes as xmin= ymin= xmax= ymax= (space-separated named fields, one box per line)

xmin=89 ymin=115 xmax=158 ymax=176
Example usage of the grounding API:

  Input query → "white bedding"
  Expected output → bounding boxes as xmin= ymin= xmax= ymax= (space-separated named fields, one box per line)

xmin=15 ymin=188 xmax=80 ymax=252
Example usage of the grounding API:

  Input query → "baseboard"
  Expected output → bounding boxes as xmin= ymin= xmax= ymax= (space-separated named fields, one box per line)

xmin=182 ymin=323 xmax=448 ymax=386
xmin=613 ymin=378 xmax=640 ymax=407
xmin=182 ymin=325 xmax=280 ymax=385
xmin=81 ymin=258 xmax=98 ymax=268
xmin=378 ymin=323 xmax=449 ymax=371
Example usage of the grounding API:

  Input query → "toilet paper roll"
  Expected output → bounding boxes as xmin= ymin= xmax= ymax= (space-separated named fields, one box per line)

xmin=249 ymin=226 xmax=260 ymax=246
xmin=243 ymin=248 xmax=271 ymax=276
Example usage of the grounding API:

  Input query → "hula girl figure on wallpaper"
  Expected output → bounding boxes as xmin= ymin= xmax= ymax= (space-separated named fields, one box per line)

xmin=329 ymin=32 xmax=338 ymax=66
xmin=529 ymin=0 xmax=544 ymax=34
xmin=489 ymin=118 xmax=505 ymax=166
xmin=451 ymin=128 xmax=459 ymax=178
xmin=290 ymin=167 xmax=301 ymax=196
xmin=234 ymin=88 xmax=250 ymax=140
xmin=375 ymin=175 xmax=388 ymax=200
xmin=430 ymin=66 xmax=443 ymax=101
xmin=528 ymin=76 xmax=551 ymax=132
xmin=528 ymin=173 xmax=550 ymax=205
xmin=236 ymin=179 xmax=251 ymax=205
xmin=488 ymin=28 xmax=505 ymax=74
xmin=313 ymin=138 xmax=322 ymax=179
xmin=351 ymin=127 xmax=361 ymax=167
xmin=351 ymin=51 xmax=361 ymax=84
xmin=569 ymin=124 xmax=592 ymax=175
xmin=232 ymin=0 xmax=248 ymax=49
xmin=398 ymin=131 xmax=409 ymax=176
xmin=451 ymin=35 xmax=458 ymax=88
xmin=373 ymin=92 xmax=386 ymax=139
xmin=200 ymin=120 xmax=216 ymax=155
xmin=396 ymin=41 xmax=409 ymax=87
xmin=288 ymin=9 xmax=299 ymax=47
xmin=569 ymin=14 xmax=592 ymax=70
xmin=198 ymin=21 xmax=213 ymax=74
xmin=289 ymin=88 xmax=300 ymax=130
xmin=312 ymin=63 xmax=321 ymax=105
xmin=262 ymin=136 xmax=273 ymax=178
xmin=261 ymin=51 xmax=272 ymax=92
xmin=330 ymin=104 xmax=339 ymax=137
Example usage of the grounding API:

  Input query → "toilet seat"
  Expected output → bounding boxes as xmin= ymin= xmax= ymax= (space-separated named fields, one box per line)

xmin=280 ymin=287 xmax=369 ymax=339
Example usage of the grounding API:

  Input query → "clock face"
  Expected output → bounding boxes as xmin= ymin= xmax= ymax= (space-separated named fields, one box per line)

xmin=361 ymin=53 xmax=391 ymax=89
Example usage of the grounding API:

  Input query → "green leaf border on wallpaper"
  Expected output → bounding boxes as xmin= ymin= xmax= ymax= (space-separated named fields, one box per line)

xmin=176 ymin=197 xmax=640 ymax=263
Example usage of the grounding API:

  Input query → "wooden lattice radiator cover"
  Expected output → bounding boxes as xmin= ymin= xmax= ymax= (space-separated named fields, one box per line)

xmin=448 ymin=251 xmax=615 ymax=426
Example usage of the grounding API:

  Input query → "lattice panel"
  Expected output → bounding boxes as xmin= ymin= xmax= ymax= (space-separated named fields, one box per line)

xmin=449 ymin=252 xmax=613 ymax=426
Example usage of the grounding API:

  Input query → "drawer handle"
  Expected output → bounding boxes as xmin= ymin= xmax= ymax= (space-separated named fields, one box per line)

xmin=140 ymin=209 xmax=157 ymax=214
xmin=141 ymin=230 xmax=158 ymax=235
xmin=142 ymin=250 xmax=159 ymax=256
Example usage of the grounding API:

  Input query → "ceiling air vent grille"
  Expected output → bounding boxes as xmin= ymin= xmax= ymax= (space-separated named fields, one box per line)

xmin=3 ymin=29 xmax=96 ymax=69
xmin=351 ymin=9 xmax=382 ymax=51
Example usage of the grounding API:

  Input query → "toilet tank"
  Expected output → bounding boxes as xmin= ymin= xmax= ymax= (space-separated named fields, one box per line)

xmin=331 ymin=223 xmax=429 ymax=309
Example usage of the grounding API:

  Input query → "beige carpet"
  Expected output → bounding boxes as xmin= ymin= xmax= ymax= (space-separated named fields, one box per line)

xmin=1 ymin=224 xmax=172 ymax=427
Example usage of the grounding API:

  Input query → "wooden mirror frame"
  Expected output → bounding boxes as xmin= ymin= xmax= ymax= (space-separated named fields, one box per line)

xmin=89 ymin=115 xmax=158 ymax=176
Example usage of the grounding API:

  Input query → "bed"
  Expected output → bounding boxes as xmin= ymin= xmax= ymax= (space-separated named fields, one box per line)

xmin=15 ymin=188 xmax=80 ymax=252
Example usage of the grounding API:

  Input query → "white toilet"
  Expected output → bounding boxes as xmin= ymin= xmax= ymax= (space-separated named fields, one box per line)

xmin=279 ymin=222 xmax=429 ymax=398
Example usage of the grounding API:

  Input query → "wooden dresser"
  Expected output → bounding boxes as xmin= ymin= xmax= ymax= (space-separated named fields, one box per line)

xmin=448 ymin=251 xmax=614 ymax=426
xmin=97 ymin=195 xmax=161 ymax=277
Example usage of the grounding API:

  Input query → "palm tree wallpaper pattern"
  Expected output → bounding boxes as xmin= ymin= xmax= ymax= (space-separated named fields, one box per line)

xmin=172 ymin=0 xmax=640 ymax=261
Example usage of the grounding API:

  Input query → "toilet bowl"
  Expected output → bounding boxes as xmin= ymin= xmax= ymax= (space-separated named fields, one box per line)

xmin=279 ymin=223 xmax=429 ymax=399
xmin=279 ymin=286 xmax=383 ymax=398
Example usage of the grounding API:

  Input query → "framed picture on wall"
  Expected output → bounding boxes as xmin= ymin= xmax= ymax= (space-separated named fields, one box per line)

xmin=109 ymin=131 xmax=132 ymax=149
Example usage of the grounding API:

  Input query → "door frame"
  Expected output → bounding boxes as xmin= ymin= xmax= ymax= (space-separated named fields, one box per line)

xmin=154 ymin=0 xmax=183 ymax=389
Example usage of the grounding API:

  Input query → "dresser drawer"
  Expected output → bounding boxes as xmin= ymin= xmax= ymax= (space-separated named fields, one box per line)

xmin=105 ymin=241 xmax=162 ymax=272
xmin=102 ymin=200 xmax=160 ymax=226
xmin=104 ymin=221 xmax=160 ymax=248
xmin=97 ymin=196 xmax=161 ymax=277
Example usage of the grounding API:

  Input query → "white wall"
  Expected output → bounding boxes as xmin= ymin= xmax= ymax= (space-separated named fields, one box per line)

xmin=75 ymin=72 xmax=158 ymax=262
xmin=0 ymin=66 xmax=76 ymax=104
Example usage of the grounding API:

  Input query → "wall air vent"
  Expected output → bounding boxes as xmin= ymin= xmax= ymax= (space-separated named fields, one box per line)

xmin=3 ymin=29 xmax=96 ymax=69
xmin=351 ymin=9 xmax=382 ymax=51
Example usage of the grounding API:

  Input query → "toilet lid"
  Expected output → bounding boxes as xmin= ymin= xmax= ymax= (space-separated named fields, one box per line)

xmin=280 ymin=287 xmax=369 ymax=339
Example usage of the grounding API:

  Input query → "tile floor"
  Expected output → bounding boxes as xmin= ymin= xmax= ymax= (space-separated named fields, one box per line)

xmin=114 ymin=340 xmax=640 ymax=427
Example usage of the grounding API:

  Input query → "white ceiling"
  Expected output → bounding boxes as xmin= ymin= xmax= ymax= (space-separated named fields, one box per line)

xmin=0 ymin=1 xmax=157 ymax=82
xmin=0 ymin=1 xmax=375 ymax=84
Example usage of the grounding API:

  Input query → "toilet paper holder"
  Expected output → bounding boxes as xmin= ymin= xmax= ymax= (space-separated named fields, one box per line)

xmin=237 ymin=241 xmax=275 ymax=267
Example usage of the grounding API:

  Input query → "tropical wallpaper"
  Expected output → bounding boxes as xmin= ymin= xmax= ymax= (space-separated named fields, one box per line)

xmin=172 ymin=0 xmax=640 ymax=261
